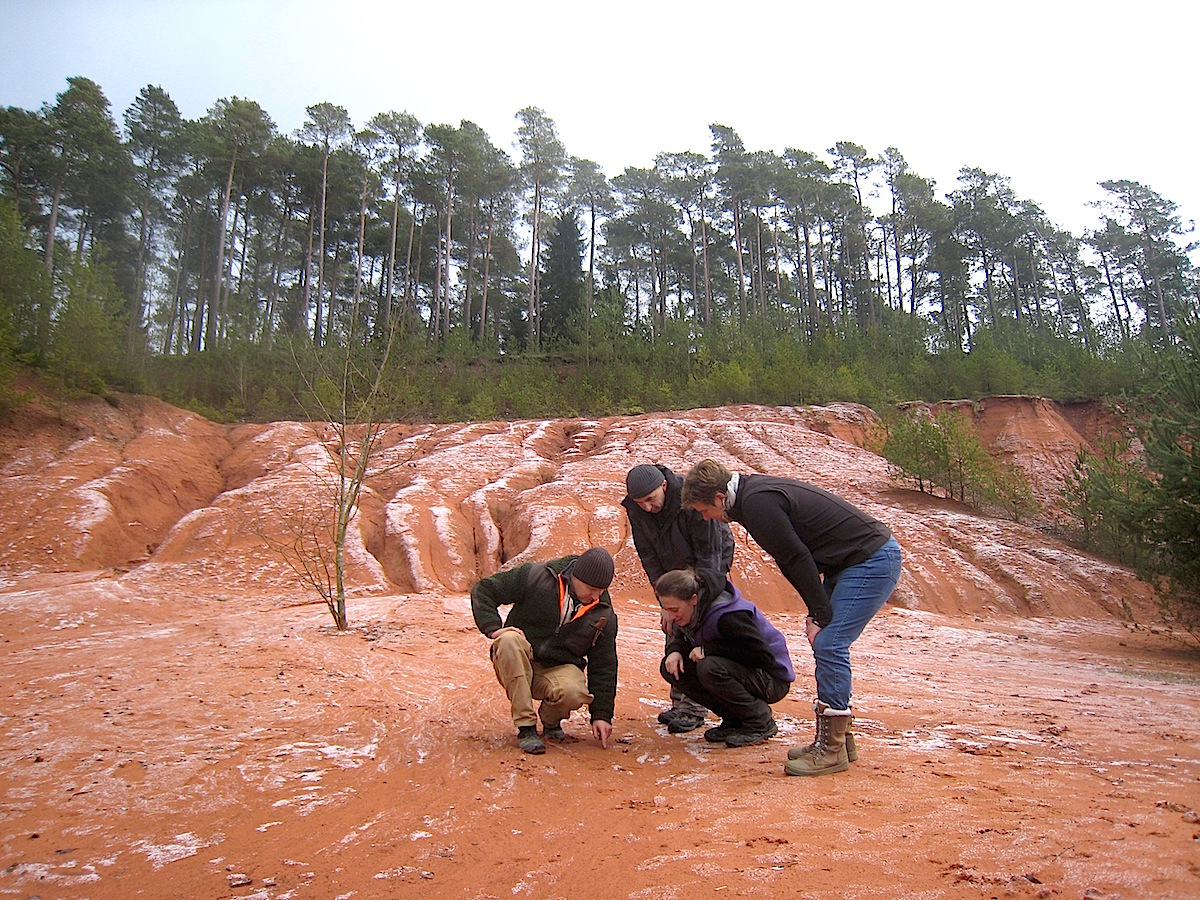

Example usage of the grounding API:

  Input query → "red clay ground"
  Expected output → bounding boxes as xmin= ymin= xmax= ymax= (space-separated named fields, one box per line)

xmin=1 ymin=393 xmax=1197 ymax=899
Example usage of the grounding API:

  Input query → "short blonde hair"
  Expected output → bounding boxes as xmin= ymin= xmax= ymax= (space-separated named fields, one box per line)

xmin=681 ymin=458 xmax=731 ymax=508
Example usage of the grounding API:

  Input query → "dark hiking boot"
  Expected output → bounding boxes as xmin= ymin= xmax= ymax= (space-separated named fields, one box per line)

xmin=517 ymin=725 xmax=545 ymax=754
xmin=703 ymin=719 xmax=743 ymax=743
xmin=657 ymin=708 xmax=682 ymax=725
xmin=724 ymin=719 xmax=778 ymax=747
xmin=667 ymin=712 xmax=706 ymax=733
xmin=542 ymin=723 xmax=567 ymax=741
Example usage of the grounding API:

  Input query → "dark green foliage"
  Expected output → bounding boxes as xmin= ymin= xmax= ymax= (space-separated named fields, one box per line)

xmin=539 ymin=210 xmax=584 ymax=344
xmin=48 ymin=260 xmax=127 ymax=394
xmin=881 ymin=406 xmax=1037 ymax=521
xmin=0 ymin=201 xmax=46 ymax=370
xmin=1064 ymin=320 xmax=1200 ymax=635
xmin=1062 ymin=437 xmax=1148 ymax=568
xmin=0 ymin=204 xmax=38 ymax=409
xmin=1 ymin=76 xmax=1196 ymax=442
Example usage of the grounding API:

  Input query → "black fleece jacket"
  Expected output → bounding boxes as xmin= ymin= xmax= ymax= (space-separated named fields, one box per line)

xmin=471 ymin=555 xmax=618 ymax=723
xmin=621 ymin=464 xmax=734 ymax=586
xmin=729 ymin=474 xmax=892 ymax=626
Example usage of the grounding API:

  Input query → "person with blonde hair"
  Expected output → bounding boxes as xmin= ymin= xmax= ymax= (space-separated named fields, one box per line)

xmin=682 ymin=459 xmax=901 ymax=776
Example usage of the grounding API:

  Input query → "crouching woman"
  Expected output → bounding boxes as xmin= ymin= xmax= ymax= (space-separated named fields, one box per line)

xmin=656 ymin=568 xmax=794 ymax=747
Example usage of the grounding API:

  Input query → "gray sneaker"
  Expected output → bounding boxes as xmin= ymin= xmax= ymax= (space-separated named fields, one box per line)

xmin=517 ymin=725 xmax=545 ymax=754
xmin=667 ymin=712 xmax=706 ymax=733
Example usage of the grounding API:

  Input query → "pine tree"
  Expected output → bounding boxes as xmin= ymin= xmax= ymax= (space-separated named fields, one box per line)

xmin=539 ymin=210 xmax=584 ymax=345
xmin=1139 ymin=322 xmax=1200 ymax=623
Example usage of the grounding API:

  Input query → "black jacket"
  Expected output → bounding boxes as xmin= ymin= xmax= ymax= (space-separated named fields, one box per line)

xmin=729 ymin=474 xmax=892 ymax=626
xmin=471 ymin=555 xmax=618 ymax=723
xmin=665 ymin=567 xmax=791 ymax=678
xmin=622 ymin=464 xmax=734 ymax=586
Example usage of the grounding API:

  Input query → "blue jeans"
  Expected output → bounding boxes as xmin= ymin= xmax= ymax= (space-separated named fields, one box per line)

xmin=811 ymin=537 xmax=902 ymax=709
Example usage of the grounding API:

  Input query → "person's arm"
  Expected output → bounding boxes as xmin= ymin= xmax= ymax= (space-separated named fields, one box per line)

xmin=709 ymin=610 xmax=777 ymax=671
xmin=470 ymin=564 xmax=529 ymax=638
xmin=628 ymin=512 xmax=666 ymax=586
xmin=742 ymin=496 xmax=833 ymax=625
xmin=585 ymin=615 xmax=619 ymax=748
xmin=686 ymin=511 xmax=728 ymax=574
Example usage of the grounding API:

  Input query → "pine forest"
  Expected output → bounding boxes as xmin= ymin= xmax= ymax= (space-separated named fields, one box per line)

xmin=1 ymin=76 xmax=1197 ymax=422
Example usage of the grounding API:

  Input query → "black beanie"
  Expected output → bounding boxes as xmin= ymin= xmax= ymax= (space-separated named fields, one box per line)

xmin=625 ymin=464 xmax=665 ymax=500
xmin=571 ymin=548 xmax=614 ymax=589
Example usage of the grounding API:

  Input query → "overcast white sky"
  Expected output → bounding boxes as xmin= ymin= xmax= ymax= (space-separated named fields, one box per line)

xmin=2 ymin=0 xmax=1196 ymax=241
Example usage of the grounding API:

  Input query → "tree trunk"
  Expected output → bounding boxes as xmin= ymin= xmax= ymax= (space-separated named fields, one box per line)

xmin=527 ymin=181 xmax=542 ymax=346
xmin=385 ymin=173 xmax=402 ymax=332
xmin=479 ymin=200 xmax=494 ymax=342
xmin=43 ymin=179 xmax=63 ymax=279
xmin=354 ymin=174 xmax=369 ymax=316
xmin=306 ymin=211 xmax=319 ymax=344
xmin=442 ymin=173 xmax=455 ymax=340
xmin=700 ymin=195 xmax=713 ymax=327
xmin=315 ymin=144 xmax=330 ymax=345
xmin=732 ymin=200 xmax=746 ymax=325
xmin=212 ymin=150 xmax=238 ymax=347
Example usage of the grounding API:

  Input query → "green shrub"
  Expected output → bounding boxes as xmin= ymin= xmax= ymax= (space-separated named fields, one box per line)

xmin=882 ymin=405 xmax=1037 ymax=520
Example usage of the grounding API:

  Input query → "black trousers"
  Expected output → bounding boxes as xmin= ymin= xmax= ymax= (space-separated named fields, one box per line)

xmin=661 ymin=654 xmax=790 ymax=731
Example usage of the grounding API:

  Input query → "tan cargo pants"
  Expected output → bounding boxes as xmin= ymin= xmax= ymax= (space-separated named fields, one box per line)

xmin=489 ymin=630 xmax=592 ymax=729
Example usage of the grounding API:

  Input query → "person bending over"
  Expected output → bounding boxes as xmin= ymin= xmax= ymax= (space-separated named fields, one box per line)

xmin=683 ymin=458 xmax=901 ymax=776
xmin=622 ymin=463 xmax=734 ymax=733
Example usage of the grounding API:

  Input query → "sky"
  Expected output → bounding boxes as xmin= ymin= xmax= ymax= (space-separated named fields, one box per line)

xmin=2 ymin=0 xmax=1197 ymax=242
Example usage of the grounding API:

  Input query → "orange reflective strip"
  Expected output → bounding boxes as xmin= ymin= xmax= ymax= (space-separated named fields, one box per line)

xmin=571 ymin=600 xmax=599 ymax=622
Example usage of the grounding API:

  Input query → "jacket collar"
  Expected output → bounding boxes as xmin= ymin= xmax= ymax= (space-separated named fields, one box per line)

xmin=724 ymin=472 xmax=741 ymax=513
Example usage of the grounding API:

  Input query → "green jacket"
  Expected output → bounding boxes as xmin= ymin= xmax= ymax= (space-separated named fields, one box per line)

xmin=471 ymin=555 xmax=618 ymax=723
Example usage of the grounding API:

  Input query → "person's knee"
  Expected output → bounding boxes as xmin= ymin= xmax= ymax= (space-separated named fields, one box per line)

xmin=492 ymin=630 xmax=526 ymax=652
xmin=541 ymin=669 xmax=590 ymax=709
xmin=695 ymin=655 xmax=726 ymax=687
xmin=491 ymin=630 xmax=530 ymax=660
xmin=811 ymin=625 xmax=844 ymax=656
xmin=490 ymin=632 xmax=533 ymax=682
xmin=811 ymin=642 xmax=843 ymax=672
xmin=558 ymin=685 xmax=591 ymax=710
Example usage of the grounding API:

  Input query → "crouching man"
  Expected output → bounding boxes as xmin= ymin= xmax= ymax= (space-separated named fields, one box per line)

xmin=471 ymin=548 xmax=619 ymax=755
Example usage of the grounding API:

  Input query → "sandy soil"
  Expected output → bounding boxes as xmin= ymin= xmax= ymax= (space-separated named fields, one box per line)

xmin=1 ymin=393 xmax=1197 ymax=899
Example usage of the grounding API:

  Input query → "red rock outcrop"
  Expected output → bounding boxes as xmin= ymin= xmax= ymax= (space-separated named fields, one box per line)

xmin=0 ymin=393 xmax=1152 ymax=618
xmin=2 ymin=392 xmax=1194 ymax=900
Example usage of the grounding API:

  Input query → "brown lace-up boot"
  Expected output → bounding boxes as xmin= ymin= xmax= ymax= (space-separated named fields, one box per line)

xmin=784 ymin=701 xmax=851 ymax=776
xmin=788 ymin=699 xmax=857 ymax=763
